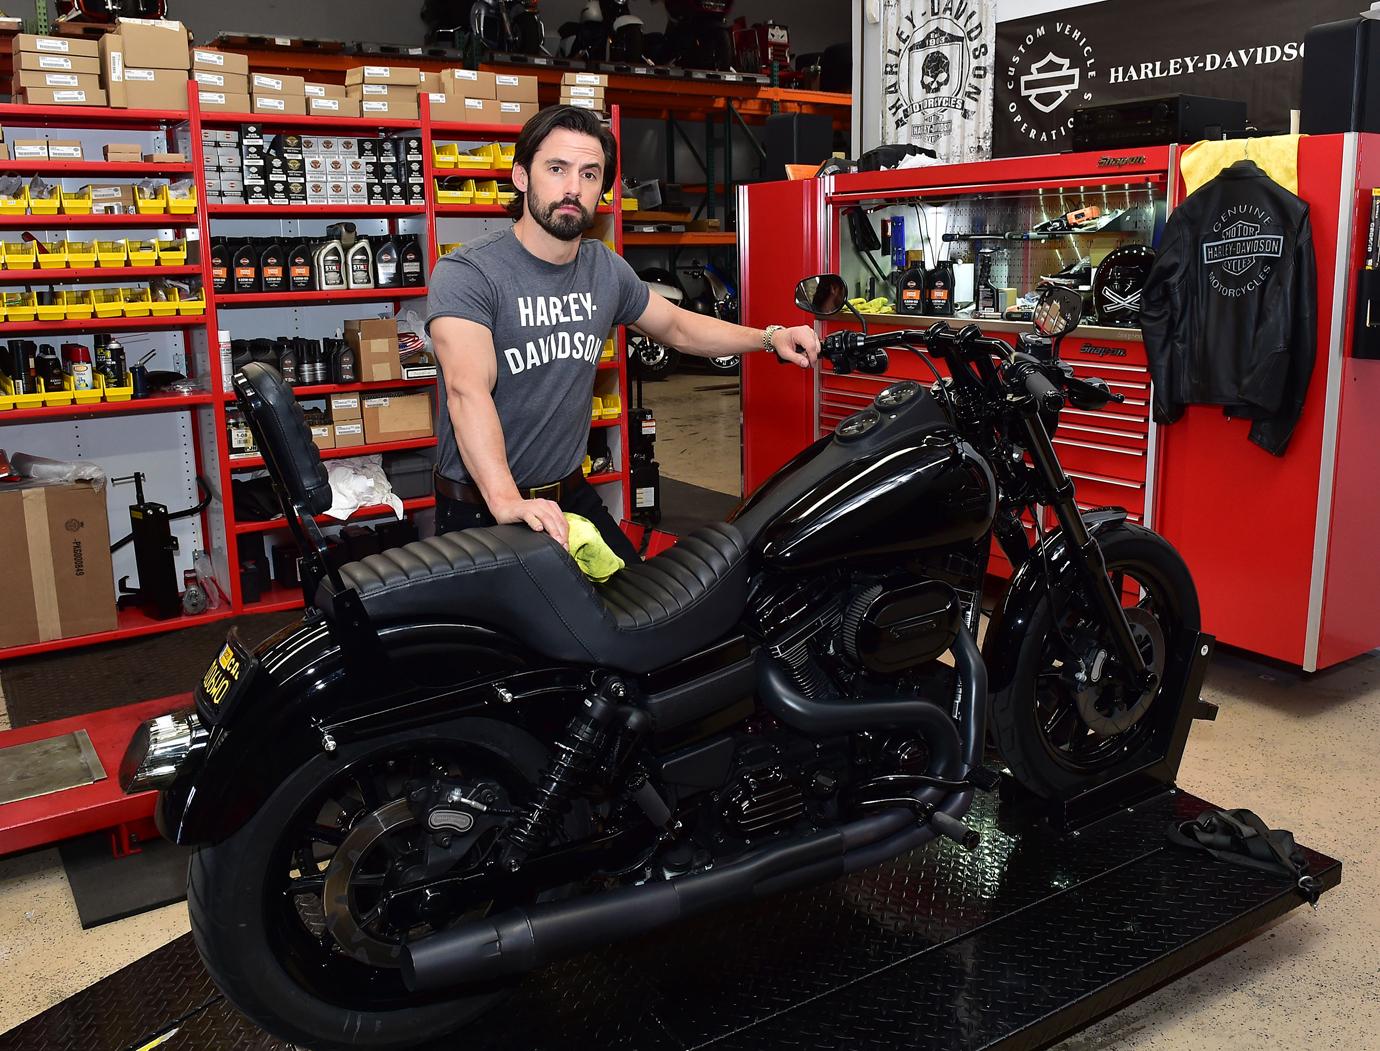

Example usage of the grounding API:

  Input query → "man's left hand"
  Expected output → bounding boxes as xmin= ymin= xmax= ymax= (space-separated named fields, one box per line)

xmin=771 ymin=325 xmax=821 ymax=368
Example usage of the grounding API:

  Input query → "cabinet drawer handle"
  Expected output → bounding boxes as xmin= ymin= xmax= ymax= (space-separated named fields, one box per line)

xmin=1066 ymin=469 xmax=1144 ymax=489
xmin=1054 ymin=438 xmax=1144 ymax=457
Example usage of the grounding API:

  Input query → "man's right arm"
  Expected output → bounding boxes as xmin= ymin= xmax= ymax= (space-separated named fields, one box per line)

xmin=430 ymin=316 xmax=569 ymax=546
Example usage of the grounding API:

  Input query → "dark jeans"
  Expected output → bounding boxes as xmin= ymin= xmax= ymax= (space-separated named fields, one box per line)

xmin=435 ymin=479 xmax=643 ymax=565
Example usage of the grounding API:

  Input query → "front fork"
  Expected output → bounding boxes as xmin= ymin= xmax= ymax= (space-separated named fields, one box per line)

xmin=1017 ymin=408 xmax=1156 ymax=696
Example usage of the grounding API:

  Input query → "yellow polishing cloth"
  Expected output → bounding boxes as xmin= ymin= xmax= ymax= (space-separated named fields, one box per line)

xmin=564 ymin=513 xmax=624 ymax=582
xmin=1180 ymin=135 xmax=1302 ymax=197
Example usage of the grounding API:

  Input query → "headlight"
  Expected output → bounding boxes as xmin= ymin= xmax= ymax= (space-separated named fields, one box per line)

xmin=118 ymin=709 xmax=208 ymax=793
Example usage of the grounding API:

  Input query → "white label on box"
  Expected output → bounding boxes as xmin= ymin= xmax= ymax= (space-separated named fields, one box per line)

xmin=274 ymin=36 xmax=291 ymax=46
xmin=127 ymin=68 xmax=156 ymax=81
xmin=573 ymin=72 xmax=602 ymax=84
xmin=53 ymin=90 xmax=87 ymax=103
xmin=567 ymin=97 xmax=597 ymax=109
xmin=331 ymin=396 xmax=358 ymax=410
xmin=36 ymin=38 xmax=70 ymax=53
xmin=310 ymin=426 xmax=330 ymax=438
xmin=304 ymin=84 xmax=326 ymax=97
xmin=253 ymin=74 xmax=284 ymax=91
xmin=110 ymin=51 xmax=123 ymax=82
xmin=496 ymin=74 xmax=519 ymax=87
xmin=500 ymin=101 xmax=521 ymax=113
xmin=427 ymin=92 xmax=446 ymax=103
xmin=313 ymin=98 xmax=341 ymax=111
xmin=363 ymin=397 xmax=390 ymax=408
xmin=195 ymin=49 xmax=225 ymax=66
xmin=567 ymin=84 xmax=597 ymax=97
xmin=49 ymin=144 xmax=82 ymax=158
xmin=335 ymin=423 xmax=363 ymax=436
xmin=44 ymin=73 xmax=79 ymax=87
xmin=454 ymin=69 xmax=479 ymax=81
xmin=361 ymin=101 xmax=388 ymax=113
xmin=13 ymin=144 xmax=46 ymax=158
xmin=38 ymin=55 xmax=73 ymax=70
xmin=364 ymin=65 xmax=389 ymax=77
xmin=194 ymin=70 xmax=227 ymax=86
xmin=636 ymin=487 xmax=655 ymax=507
xmin=464 ymin=98 xmax=484 ymax=109
xmin=362 ymin=83 xmax=388 ymax=95
xmin=259 ymin=97 xmax=286 ymax=111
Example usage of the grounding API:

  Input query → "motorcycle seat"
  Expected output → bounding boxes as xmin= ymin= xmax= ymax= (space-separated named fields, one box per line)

xmin=317 ymin=522 xmax=749 ymax=675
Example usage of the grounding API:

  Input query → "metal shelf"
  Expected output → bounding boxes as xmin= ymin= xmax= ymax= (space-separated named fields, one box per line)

xmin=0 ymin=161 xmax=195 ymax=176
xmin=198 ymin=111 xmax=420 ymax=131
xmin=0 ymin=103 xmax=192 ymax=128
xmin=0 ymin=265 xmax=200 ymax=283
xmin=0 ymin=314 xmax=206 ymax=335
xmin=218 ymin=377 xmax=437 ymax=401
xmin=622 ymin=231 xmax=736 ymax=246
xmin=216 ymin=287 xmax=428 ymax=307
xmin=587 ymin=471 xmax=624 ymax=484
xmin=0 ymin=392 xmax=214 ymax=423
xmin=0 ymin=604 xmax=233 ymax=662
xmin=229 ymin=435 xmax=437 ymax=470
xmin=235 ymin=495 xmax=436 ymax=534
xmin=0 ymin=213 xmax=199 ymax=228
xmin=207 ymin=204 xmax=424 ymax=218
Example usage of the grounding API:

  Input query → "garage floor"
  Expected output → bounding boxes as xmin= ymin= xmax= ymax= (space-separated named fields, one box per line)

xmin=0 ymin=377 xmax=1374 ymax=1048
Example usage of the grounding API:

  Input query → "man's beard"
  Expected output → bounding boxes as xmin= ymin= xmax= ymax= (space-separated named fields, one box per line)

xmin=529 ymin=191 xmax=593 ymax=241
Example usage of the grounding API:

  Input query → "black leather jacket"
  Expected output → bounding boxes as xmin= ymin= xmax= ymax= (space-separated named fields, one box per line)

xmin=1141 ymin=160 xmax=1317 ymax=455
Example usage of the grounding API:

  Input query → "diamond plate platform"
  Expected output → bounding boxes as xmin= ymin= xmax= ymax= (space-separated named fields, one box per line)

xmin=0 ymin=788 xmax=1340 ymax=1051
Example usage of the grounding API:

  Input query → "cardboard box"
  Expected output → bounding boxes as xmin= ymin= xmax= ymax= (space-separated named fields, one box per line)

xmin=332 ymin=420 xmax=365 ymax=448
xmin=499 ymin=100 xmax=539 ymax=125
xmin=12 ymin=70 xmax=102 ymax=91
xmin=253 ymin=93 xmax=307 ymax=116
xmin=330 ymin=392 xmax=363 ymax=422
xmin=13 ymin=34 xmax=100 ymax=59
xmin=309 ymin=424 xmax=335 ymax=451
xmin=309 ymin=96 xmax=360 ymax=118
xmin=46 ymin=139 xmax=84 ymax=160
xmin=0 ymin=480 xmax=117 ymax=648
xmin=345 ymin=318 xmax=402 ymax=382
xmin=419 ymin=71 xmax=443 ymax=94
xmin=192 ymin=48 xmax=248 ymax=75
xmin=494 ymin=73 xmax=538 ymax=102
xmin=123 ymin=67 xmax=188 ymax=110
xmin=349 ymin=82 xmax=417 ymax=102
xmin=561 ymin=83 xmax=604 ymax=100
xmin=305 ymin=81 xmax=348 ymax=99
xmin=144 ymin=151 xmax=184 ymax=163
xmin=442 ymin=68 xmax=495 ymax=99
xmin=422 ymin=92 xmax=471 ymax=121
xmin=251 ymin=72 xmax=305 ymax=96
xmin=99 ymin=34 xmax=126 ymax=109
xmin=359 ymin=97 xmax=419 ymax=120
xmin=12 ymin=139 xmax=47 ymax=159
xmin=457 ymin=97 xmax=501 ymax=123
xmin=560 ymin=96 xmax=603 ymax=112
xmin=86 ymin=182 xmax=138 ymax=213
xmin=193 ymin=69 xmax=249 ymax=93
xmin=20 ymin=87 xmax=108 ymax=106
xmin=361 ymin=391 xmax=433 ymax=444
xmin=104 ymin=143 xmax=143 ymax=161
xmin=115 ymin=18 xmax=190 ymax=70
xmin=197 ymin=90 xmax=251 ymax=113
xmin=561 ymin=71 xmax=608 ymax=87
xmin=15 ymin=52 xmax=100 ymax=74
xmin=346 ymin=64 xmax=423 ymax=86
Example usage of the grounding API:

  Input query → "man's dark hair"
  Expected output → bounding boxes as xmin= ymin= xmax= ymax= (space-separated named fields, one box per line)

xmin=507 ymin=105 xmax=618 ymax=221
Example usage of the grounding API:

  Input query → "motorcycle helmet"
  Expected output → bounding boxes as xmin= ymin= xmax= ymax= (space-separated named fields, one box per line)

xmin=638 ymin=266 xmax=685 ymax=306
xmin=1092 ymin=244 xmax=1156 ymax=326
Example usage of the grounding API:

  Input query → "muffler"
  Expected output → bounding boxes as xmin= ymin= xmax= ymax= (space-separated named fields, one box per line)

xmin=402 ymin=627 xmax=986 ymax=993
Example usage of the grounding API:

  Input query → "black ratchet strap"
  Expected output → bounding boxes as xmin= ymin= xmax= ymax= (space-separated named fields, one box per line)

xmin=1167 ymin=808 xmax=1320 ymax=906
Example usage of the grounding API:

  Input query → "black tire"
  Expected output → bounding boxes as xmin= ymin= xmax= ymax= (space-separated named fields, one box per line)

xmin=188 ymin=717 xmax=572 ymax=1051
xmin=705 ymin=354 xmax=741 ymax=374
xmin=629 ymin=336 xmax=679 ymax=380
xmin=990 ymin=524 xmax=1200 ymax=799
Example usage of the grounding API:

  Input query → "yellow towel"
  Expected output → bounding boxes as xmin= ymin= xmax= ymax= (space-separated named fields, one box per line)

xmin=1179 ymin=135 xmax=1302 ymax=197
xmin=564 ymin=512 xmax=624 ymax=582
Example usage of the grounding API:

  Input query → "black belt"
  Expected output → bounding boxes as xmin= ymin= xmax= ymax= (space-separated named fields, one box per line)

xmin=434 ymin=466 xmax=586 ymax=506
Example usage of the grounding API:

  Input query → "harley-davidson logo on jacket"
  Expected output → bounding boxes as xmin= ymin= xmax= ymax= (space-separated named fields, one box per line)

xmin=1140 ymin=159 xmax=1316 ymax=455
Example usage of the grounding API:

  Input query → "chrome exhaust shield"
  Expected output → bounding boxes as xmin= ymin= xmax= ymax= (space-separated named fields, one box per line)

xmin=118 ymin=709 xmax=208 ymax=793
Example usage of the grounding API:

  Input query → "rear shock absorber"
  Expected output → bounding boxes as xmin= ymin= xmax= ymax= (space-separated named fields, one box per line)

xmin=502 ymin=691 xmax=619 ymax=868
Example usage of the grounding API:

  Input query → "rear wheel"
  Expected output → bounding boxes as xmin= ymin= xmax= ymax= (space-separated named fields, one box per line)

xmin=990 ymin=524 xmax=1200 ymax=798
xmin=629 ymin=335 xmax=679 ymax=380
xmin=188 ymin=718 xmax=580 ymax=1050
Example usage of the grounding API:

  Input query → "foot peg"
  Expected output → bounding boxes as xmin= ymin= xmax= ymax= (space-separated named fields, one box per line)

xmin=930 ymin=810 xmax=980 ymax=851
xmin=968 ymin=765 xmax=1003 ymax=792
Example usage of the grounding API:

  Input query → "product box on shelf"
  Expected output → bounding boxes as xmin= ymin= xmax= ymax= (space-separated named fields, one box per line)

xmin=251 ymin=72 xmax=305 ymax=96
xmin=124 ymin=68 xmax=188 ymax=110
xmin=560 ymin=96 xmax=603 ymax=112
xmin=193 ymin=69 xmax=250 ymax=94
xmin=19 ymin=87 xmax=108 ymax=107
xmin=253 ymin=94 xmax=307 ymax=116
xmin=115 ymin=17 xmax=191 ymax=70
xmin=350 ymin=82 xmax=417 ymax=103
xmin=442 ymin=68 xmax=496 ymax=99
xmin=346 ymin=65 xmax=424 ymax=86
xmin=12 ymin=70 xmax=102 ymax=92
xmin=495 ymin=73 xmax=539 ymax=102
xmin=305 ymin=82 xmax=349 ymax=99
xmin=333 ymin=420 xmax=365 ymax=448
xmin=0 ymin=480 xmax=117 ymax=649
xmin=500 ymin=101 xmax=538 ymax=125
xmin=423 ymin=93 xmax=473 ymax=122
xmin=309 ymin=424 xmax=335 ymax=450
xmin=362 ymin=390 xmax=432 ymax=444
xmin=419 ymin=71 xmax=443 ymax=94
xmin=105 ymin=143 xmax=142 ymax=161
xmin=11 ymin=139 xmax=48 ymax=159
xmin=47 ymin=140 xmax=83 ymax=159
xmin=200 ymin=91 xmax=252 ymax=113
xmin=192 ymin=48 xmax=249 ymax=76
xmin=561 ymin=84 xmax=605 ymax=101
xmin=12 ymin=34 xmax=100 ymax=61
xmin=330 ymin=392 xmax=362 ymax=421
xmin=309 ymin=97 xmax=360 ymax=117
xmin=86 ymin=182 xmax=138 ymax=213
xmin=359 ymin=98 xmax=420 ymax=120
xmin=344 ymin=318 xmax=402 ymax=382
xmin=561 ymin=71 xmax=608 ymax=87
xmin=460 ymin=97 xmax=501 ymax=123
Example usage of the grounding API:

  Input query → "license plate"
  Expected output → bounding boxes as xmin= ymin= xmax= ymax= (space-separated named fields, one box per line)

xmin=196 ymin=630 xmax=254 ymax=718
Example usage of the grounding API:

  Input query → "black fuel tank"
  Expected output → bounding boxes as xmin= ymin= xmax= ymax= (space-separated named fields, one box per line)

xmin=758 ymin=434 xmax=996 ymax=572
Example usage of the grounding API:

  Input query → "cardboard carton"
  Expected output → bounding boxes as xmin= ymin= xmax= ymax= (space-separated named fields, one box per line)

xmin=46 ymin=140 xmax=83 ymax=160
xmin=0 ymin=480 xmax=117 ymax=649
xmin=251 ymin=72 xmax=305 ymax=96
xmin=104 ymin=143 xmax=143 ymax=161
xmin=115 ymin=18 xmax=190 ymax=70
xmin=419 ymin=71 xmax=443 ymax=94
xmin=348 ymin=82 xmax=417 ymax=102
xmin=561 ymin=71 xmax=608 ymax=86
xmin=358 ymin=97 xmax=419 ymax=120
xmin=20 ymin=87 xmax=108 ymax=106
xmin=11 ymin=139 xmax=47 ymax=159
xmin=346 ymin=65 xmax=423 ymax=86
xmin=86 ymin=182 xmax=138 ymax=213
xmin=192 ymin=69 xmax=249 ymax=93
xmin=198 ymin=90 xmax=251 ymax=114
xmin=13 ymin=34 xmax=100 ymax=59
xmin=192 ymin=48 xmax=249 ymax=75
xmin=309 ymin=424 xmax=335 ymax=451
xmin=123 ymin=67 xmax=188 ymax=110
xmin=561 ymin=83 xmax=604 ymax=100
xmin=560 ymin=96 xmax=603 ymax=112
xmin=494 ymin=73 xmax=538 ymax=102
xmin=423 ymin=92 xmax=473 ymax=122
xmin=330 ymin=392 xmax=363 ymax=422
xmin=460 ymin=97 xmax=500 ymax=123
xmin=308 ymin=96 xmax=360 ymax=117
xmin=12 ymin=70 xmax=102 ymax=92
xmin=253 ymin=93 xmax=308 ymax=116
xmin=361 ymin=391 xmax=433 ymax=444
xmin=15 ymin=52 xmax=100 ymax=74
xmin=345 ymin=318 xmax=402 ymax=382
xmin=499 ymin=100 xmax=539 ymax=125
xmin=305 ymin=81 xmax=349 ymax=99
xmin=332 ymin=420 xmax=365 ymax=448
xmin=442 ymin=68 xmax=496 ymax=99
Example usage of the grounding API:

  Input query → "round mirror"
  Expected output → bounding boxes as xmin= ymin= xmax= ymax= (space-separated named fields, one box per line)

xmin=1031 ymin=283 xmax=1084 ymax=338
xmin=795 ymin=274 xmax=849 ymax=316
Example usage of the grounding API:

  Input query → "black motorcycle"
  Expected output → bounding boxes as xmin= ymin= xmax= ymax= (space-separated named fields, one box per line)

xmin=648 ymin=0 xmax=736 ymax=71
xmin=122 ymin=277 xmax=1204 ymax=1050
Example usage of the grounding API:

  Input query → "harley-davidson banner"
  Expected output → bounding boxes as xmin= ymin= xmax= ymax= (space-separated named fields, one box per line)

xmin=992 ymin=0 xmax=1360 ymax=157
xmin=880 ymin=0 xmax=996 ymax=163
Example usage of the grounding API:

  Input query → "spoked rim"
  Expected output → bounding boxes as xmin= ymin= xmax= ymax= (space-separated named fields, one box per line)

xmin=1033 ymin=559 xmax=1175 ymax=774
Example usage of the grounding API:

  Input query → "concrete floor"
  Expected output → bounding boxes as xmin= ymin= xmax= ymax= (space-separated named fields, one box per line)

xmin=0 ymin=375 xmax=1373 ymax=1046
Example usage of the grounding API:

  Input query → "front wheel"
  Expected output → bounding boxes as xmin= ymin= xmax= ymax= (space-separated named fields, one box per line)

xmin=990 ymin=523 xmax=1200 ymax=799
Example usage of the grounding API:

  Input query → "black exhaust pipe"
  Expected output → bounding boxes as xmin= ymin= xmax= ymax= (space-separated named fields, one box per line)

xmin=402 ymin=628 xmax=986 ymax=993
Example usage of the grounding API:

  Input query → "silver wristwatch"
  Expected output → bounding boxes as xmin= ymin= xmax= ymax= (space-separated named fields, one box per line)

xmin=762 ymin=324 xmax=785 ymax=356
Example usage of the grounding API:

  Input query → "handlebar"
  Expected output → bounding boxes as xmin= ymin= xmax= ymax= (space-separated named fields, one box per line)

xmin=1020 ymin=365 xmax=1065 ymax=412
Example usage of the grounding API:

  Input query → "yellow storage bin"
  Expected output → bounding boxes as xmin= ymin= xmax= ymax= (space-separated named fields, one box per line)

xmin=433 ymin=143 xmax=460 ymax=169
xmin=0 ymin=388 xmax=13 ymax=410
xmin=44 ymin=375 xmax=75 ymax=407
xmin=495 ymin=182 xmax=516 ymax=204
xmin=148 ymin=286 xmax=179 ymax=317
xmin=125 ymin=239 xmax=158 ymax=267
xmin=4 ymin=374 xmax=45 ymax=410
xmin=623 ymin=197 xmax=638 ymax=213
xmin=468 ymin=143 xmax=501 ymax=165
xmin=178 ymin=288 xmax=205 ymax=315
xmin=156 ymin=239 xmax=187 ymax=267
xmin=92 ymin=288 xmax=124 ymax=318
xmin=28 ymin=184 xmax=60 ymax=215
xmin=167 ymin=184 xmax=196 ymax=215
xmin=121 ymin=286 xmax=151 ymax=317
xmin=102 ymin=371 xmax=133 ymax=402
xmin=498 ymin=142 xmax=515 ymax=163
xmin=59 ymin=186 xmax=92 ymax=215
xmin=473 ymin=179 xmax=499 ymax=204
xmin=135 ymin=183 xmax=168 ymax=214
xmin=60 ymin=289 xmax=94 ymax=320
xmin=36 ymin=294 xmax=65 ymax=322
xmin=601 ymin=393 xmax=621 ymax=420
xmin=68 ymin=372 xmax=101 ymax=405
xmin=95 ymin=240 xmax=127 ymax=268
xmin=600 ymin=338 xmax=615 ymax=362
xmin=0 ymin=186 xmax=27 ymax=215
xmin=435 ymin=177 xmax=474 ymax=205
xmin=591 ymin=396 xmax=603 ymax=422
xmin=63 ymin=240 xmax=97 ymax=268
xmin=36 ymin=241 xmax=67 ymax=269
xmin=454 ymin=150 xmax=488 ymax=168
xmin=4 ymin=291 xmax=36 ymax=323
xmin=3 ymin=241 xmax=37 ymax=269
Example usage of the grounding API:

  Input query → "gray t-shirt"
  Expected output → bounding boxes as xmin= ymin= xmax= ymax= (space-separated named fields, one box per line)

xmin=425 ymin=228 xmax=650 ymax=486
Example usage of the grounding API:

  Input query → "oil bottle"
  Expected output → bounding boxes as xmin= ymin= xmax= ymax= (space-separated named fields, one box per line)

xmin=345 ymin=235 xmax=373 ymax=290
xmin=373 ymin=233 xmax=401 ymax=288
xmin=399 ymin=235 xmax=425 ymax=287
xmin=209 ymin=237 xmax=232 ymax=296
xmin=232 ymin=236 xmax=260 ymax=294
xmin=287 ymin=240 xmax=314 ymax=292
xmin=897 ymin=248 xmax=926 ymax=315
xmin=259 ymin=238 xmax=286 ymax=294
xmin=924 ymin=258 xmax=956 ymax=317
xmin=314 ymin=238 xmax=346 ymax=291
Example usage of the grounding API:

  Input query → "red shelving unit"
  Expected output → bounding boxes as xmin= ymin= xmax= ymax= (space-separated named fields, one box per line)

xmin=241 ymin=581 xmax=307 ymax=615
xmin=0 ymin=604 xmax=234 ymax=662
xmin=199 ymin=111 xmax=421 ymax=131
xmin=435 ymin=204 xmax=512 ymax=218
xmin=0 ymin=103 xmax=192 ymax=128
xmin=587 ymin=471 xmax=622 ymax=485
xmin=0 ymin=392 xmax=213 ymax=422
xmin=0 ymin=161 xmax=195 ymax=176
xmin=216 ymin=288 xmax=429 ymax=307
xmin=218 ymin=377 xmax=437 ymax=401
xmin=591 ymin=418 xmax=621 ymax=429
xmin=430 ymin=121 xmax=526 ymax=139
xmin=0 ymin=265 xmax=201 ymax=282
xmin=228 ymin=436 xmax=438 ymax=471
xmin=0 ymin=314 xmax=206 ymax=335
xmin=235 ymin=495 xmax=437 ymax=535
xmin=0 ymin=213 xmax=199 ymax=228
xmin=207 ymin=204 xmax=425 ymax=218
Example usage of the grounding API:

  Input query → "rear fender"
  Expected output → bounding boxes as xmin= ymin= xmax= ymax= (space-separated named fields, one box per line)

xmin=158 ymin=619 xmax=576 ymax=845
